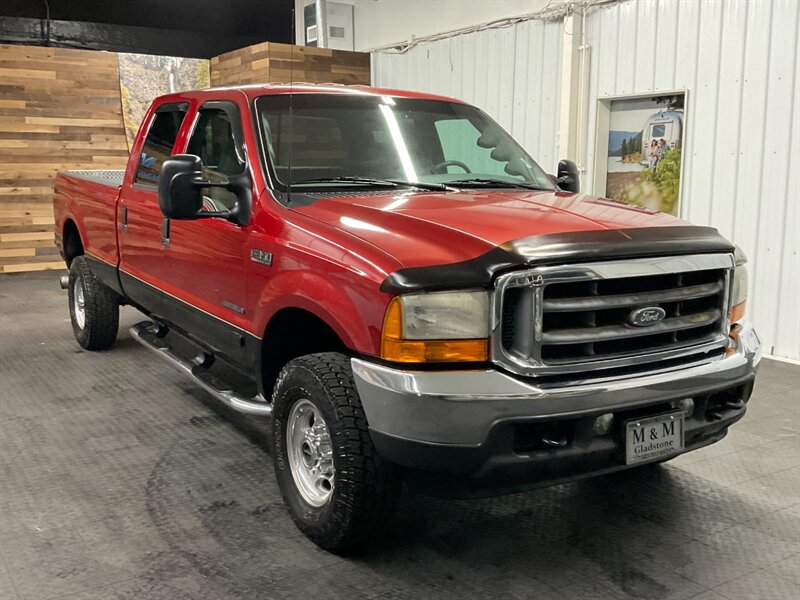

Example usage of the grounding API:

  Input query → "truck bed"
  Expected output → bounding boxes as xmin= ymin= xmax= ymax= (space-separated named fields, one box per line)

xmin=54 ymin=169 xmax=126 ymax=267
xmin=61 ymin=169 xmax=126 ymax=187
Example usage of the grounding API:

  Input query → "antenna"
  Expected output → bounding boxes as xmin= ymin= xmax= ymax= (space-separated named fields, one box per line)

xmin=286 ymin=5 xmax=296 ymax=205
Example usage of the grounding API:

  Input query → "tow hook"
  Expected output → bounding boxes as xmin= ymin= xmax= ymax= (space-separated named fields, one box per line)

xmin=541 ymin=436 xmax=569 ymax=448
xmin=59 ymin=275 xmax=69 ymax=290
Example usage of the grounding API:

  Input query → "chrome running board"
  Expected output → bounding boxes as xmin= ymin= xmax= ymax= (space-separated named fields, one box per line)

xmin=130 ymin=321 xmax=272 ymax=416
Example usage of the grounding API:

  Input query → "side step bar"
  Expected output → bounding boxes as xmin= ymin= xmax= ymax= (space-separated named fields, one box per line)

xmin=130 ymin=321 xmax=272 ymax=416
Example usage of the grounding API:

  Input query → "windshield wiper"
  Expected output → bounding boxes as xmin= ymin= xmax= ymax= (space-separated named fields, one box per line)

xmin=447 ymin=178 xmax=553 ymax=191
xmin=291 ymin=176 xmax=452 ymax=192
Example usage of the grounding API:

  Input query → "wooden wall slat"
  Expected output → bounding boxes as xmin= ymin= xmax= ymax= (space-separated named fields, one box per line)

xmin=0 ymin=44 xmax=128 ymax=273
xmin=2 ymin=42 xmax=370 ymax=273
xmin=210 ymin=42 xmax=371 ymax=87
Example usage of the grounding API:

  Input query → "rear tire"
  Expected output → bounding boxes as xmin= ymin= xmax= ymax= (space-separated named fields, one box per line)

xmin=271 ymin=352 xmax=398 ymax=553
xmin=68 ymin=256 xmax=119 ymax=350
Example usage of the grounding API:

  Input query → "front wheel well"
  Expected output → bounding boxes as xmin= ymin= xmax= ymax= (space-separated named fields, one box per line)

xmin=63 ymin=219 xmax=84 ymax=266
xmin=260 ymin=308 xmax=348 ymax=398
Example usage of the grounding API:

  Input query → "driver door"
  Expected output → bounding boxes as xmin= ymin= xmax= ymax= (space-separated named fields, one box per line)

xmin=160 ymin=99 xmax=254 ymax=365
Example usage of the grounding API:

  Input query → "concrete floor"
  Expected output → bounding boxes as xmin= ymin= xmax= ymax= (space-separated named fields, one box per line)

xmin=0 ymin=271 xmax=798 ymax=600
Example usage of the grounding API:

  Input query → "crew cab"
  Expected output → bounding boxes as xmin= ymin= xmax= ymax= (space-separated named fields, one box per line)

xmin=53 ymin=84 xmax=761 ymax=552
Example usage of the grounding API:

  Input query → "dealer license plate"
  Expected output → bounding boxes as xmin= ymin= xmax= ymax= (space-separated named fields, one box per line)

xmin=625 ymin=411 xmax=684 ymax=465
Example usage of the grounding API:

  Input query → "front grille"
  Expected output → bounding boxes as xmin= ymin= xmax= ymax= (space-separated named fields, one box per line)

xmin=493 ymin=254 xmax=733 ymax=377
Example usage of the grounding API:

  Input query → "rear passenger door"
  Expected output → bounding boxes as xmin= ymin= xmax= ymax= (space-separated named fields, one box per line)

xmin=118 ymin=102 xmax=189 ymax=316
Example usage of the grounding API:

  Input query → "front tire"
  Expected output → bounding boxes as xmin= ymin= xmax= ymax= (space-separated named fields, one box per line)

xmin=68 ymin=256 xmax=119 ymax=350
xmin=271 ymin=352 xmax=398 ymax=553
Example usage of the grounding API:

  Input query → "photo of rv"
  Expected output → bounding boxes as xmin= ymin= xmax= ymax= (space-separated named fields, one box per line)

xmin=604 ymin=94 xmax=685 ymax=216
xmin=641 ymin=110 xmax=683 ymax=166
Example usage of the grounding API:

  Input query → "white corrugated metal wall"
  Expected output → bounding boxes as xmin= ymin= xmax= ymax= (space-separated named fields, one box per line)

xmin=372 ymin=19 xmax=565 ymax=173
xmin=583 ymin=0 xmax=799 ymax=360
xmin=372 ymin=0 xmax=799 ymax=360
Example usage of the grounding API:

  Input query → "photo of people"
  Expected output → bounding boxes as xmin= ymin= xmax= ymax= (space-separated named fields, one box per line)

xmin=604 ymin=94 xmax=685 ymax=216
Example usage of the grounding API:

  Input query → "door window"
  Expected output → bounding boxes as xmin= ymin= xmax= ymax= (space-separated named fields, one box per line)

xmin=135 ymin=105 xmax=187 ymax=185
xmin=187 ymin=105 xmax=246 ymax=211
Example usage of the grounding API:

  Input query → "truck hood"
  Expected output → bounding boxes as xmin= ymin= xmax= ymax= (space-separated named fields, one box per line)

xmin=293 ymin=189 xmax=687 ymax=270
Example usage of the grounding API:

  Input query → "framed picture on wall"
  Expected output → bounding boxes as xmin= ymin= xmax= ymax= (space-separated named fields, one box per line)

xmin=593 ymin=92 xmax=686 ymax=216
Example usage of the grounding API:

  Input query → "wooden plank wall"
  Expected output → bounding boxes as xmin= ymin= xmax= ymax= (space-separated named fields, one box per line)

xmin=0 ymin=42 xmax=369 ymax=273
xmin=0 ymin=44 xmax=129 ymax=273
xmin=210 ymin=42 xmax=371 ymax=87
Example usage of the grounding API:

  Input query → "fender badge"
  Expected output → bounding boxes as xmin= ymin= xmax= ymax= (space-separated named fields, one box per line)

xmin=222 ymin=301 xmax=245 ymax=315
xmin=251 ymin=249 xmax=273 ymax=266
xmin=629 ymin=306 xmax=666 ymax=327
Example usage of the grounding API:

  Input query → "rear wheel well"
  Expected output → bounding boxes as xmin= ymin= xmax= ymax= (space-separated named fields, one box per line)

xmin=260 ymin=308 xmax=348 ymax=398
xmin=63 ymin=220 xmax=84 ymax=266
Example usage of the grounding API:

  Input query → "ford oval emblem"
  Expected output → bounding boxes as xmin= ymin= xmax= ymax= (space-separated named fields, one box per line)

xmin=629 ymin=306 xmax=666 ymax=327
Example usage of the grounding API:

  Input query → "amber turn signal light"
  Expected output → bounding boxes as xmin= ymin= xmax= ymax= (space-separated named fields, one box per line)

xmin=380 ymin=297 xmax=489 ymax=363
xmin=729 ymin=301 xmax=746 ymax=325
xmin=381 ymin=338 xmax=489 ymax=363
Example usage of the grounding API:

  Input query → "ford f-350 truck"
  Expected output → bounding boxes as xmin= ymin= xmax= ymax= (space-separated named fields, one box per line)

xmin=53 ymin=84 xmax=761 ymax=552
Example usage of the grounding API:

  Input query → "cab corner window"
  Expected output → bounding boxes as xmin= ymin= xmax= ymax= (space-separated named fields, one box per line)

xmin=187 ymin=105 xmax=245 ymax=212
xmin=134 ymin=106 xmax=187 ymax=186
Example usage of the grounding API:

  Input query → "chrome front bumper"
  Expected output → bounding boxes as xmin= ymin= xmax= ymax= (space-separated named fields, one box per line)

xmin=351 ymin=322 xmax=762 ymax=447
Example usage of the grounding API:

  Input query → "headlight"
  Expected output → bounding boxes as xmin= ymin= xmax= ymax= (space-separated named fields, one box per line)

xmin=381 ymin=290 xmax=490 ymax=363
xmin=730 ymin=247 xmax=748 ymax=323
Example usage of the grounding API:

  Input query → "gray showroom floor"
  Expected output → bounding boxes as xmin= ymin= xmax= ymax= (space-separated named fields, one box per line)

xmin=0 ymin=271 xmax=798 ymax=600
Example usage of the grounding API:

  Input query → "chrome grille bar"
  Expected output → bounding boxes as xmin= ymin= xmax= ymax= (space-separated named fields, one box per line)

xmin=541 ymin=309 xmax=722 ymax=345
xmin=491 ymin=253 xmax=734 ymax=377
xmin=542 ymin=280 xmax=724 ymax=312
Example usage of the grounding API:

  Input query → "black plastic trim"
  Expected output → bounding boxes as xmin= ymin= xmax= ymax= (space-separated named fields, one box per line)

xmin=83 ymin=253 xmax=124 ymax=297
xmin=380 ymin=226 xmax=735 ymax=294
xmin=118 ymin=270 xmax=260 ymax=372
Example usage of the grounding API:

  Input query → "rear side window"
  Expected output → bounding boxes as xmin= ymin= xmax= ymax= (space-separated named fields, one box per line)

xmin=135 ymin=105 xmax=188 ymax=185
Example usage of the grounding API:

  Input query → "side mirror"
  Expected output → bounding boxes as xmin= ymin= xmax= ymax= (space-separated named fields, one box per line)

xmin=556 ymin=159 xmax=580 ymax=193
xmin=159 ymin=155 xmax=204 ymax=219
xmin=158 ymin=154 xmax=252 ymax=225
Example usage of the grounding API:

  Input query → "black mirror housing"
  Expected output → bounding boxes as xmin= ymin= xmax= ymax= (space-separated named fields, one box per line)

xmin=159 ymin=155 xmax=204 ymax=219
xmin=158 ymin=154 xmax=253 ymax=225
xmin=556 ymin=159 xmax=580 ymax=193
xmin=223 ymin=172 xmax=253 ymax=227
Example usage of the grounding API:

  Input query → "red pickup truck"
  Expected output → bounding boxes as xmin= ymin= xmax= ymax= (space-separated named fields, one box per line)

xmin=53 ymin=84 xmax=761 ymax=552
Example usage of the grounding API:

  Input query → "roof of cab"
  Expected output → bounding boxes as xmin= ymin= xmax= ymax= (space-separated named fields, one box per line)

xmin=153 ymin=82 xmax=466 ymax=106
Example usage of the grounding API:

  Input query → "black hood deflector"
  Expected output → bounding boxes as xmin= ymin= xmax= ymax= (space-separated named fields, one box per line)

xmin=380 ymin=226 xmax=734 ymax=294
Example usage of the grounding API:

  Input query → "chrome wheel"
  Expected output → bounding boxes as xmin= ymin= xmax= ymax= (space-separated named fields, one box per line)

xmin=286 ymin=399 xmax=334 ymax=507
xmin=72 ymin=277 xmax=86 ymax=330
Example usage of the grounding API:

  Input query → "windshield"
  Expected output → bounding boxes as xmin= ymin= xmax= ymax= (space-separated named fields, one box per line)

xmin=255 ymin=93 xmax=555 ymax=192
